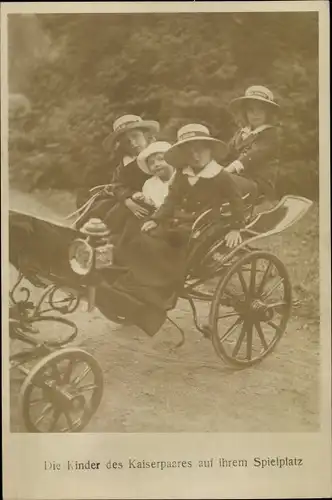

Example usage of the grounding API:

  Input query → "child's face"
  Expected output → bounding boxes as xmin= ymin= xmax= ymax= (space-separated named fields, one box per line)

xmin=182 ymin=142 xmax=212 ymax=170
xmin=124 ymin=129 xmax=149 ymax=155
xmin=147 ymin=152 xmax=174 ymax=180
xmin=246 ymin=101 xmax=267 ymax=128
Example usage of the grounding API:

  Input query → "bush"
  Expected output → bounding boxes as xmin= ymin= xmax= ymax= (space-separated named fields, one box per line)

xmin=8 ymin=12 xmax=319 ymax=199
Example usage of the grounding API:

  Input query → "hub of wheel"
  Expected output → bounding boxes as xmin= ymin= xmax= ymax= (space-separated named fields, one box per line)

xmin=250 ymin=299 xmax=274 ymax=321
xmin=44 ymin=381 xmax=83 ymax=410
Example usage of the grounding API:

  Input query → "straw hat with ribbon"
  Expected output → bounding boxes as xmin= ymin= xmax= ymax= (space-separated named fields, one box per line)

xmin=103 ymin=114 xmax=160 ymax=151
xmin=164 ymin=124 xmax=228 ymax=167
xmin=229 ymin=86 xmax=279 ymax=116
xmin=137 ymin=141 xmax=172 ymax=175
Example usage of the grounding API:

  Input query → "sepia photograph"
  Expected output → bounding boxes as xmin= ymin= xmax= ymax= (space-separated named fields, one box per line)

xmin=2 ymin=3 xmax=331 ymax=499
xmin=4 ymin=7 xmax=324 ymax=438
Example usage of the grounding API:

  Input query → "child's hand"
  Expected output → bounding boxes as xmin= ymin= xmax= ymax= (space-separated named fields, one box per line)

xmin=132 ymin=191 xmax=145 ymax=202
xmin=225 ymin=160 xmax=244 ymax=174
xmin=132 ymin=192 xmax=155 ymax=207
xmin=225 ymin=230 xmax=242 ymax=248
xmin=141 ymin=220 xmax=158 ymax=233
xmin=125 ymin=198 xmax=150 ymax=219
xmin=225 ymin=164 xmax=236 ymax=173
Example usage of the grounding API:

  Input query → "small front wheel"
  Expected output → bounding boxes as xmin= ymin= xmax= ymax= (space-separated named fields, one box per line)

xmin=20 ymin=348 xmax=103 ymax=432
xmin=209 ymin=251 xmax=292 ymax=368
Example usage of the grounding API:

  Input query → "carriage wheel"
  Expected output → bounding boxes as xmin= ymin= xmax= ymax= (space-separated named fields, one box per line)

xmin=20 ymin=348 xmax=103 ymax=432
xmin=209 ymin=251 xmax=292 ymax=367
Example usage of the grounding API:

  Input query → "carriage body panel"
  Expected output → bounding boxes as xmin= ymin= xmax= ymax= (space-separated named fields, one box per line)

xmin=8 ymin=195 xmax=313 ymax=431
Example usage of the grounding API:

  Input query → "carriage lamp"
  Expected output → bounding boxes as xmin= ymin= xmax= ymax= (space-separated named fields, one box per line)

xmin=69 ymin=218 xmax=115 ymax=312
xmin=69 ymin=218 xmax=114 ymax=276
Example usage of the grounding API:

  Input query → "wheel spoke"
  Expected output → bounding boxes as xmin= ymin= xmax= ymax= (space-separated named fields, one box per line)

xmin=217 ymin=312 xmax=240 ymax=321
xmin=34 ymin=403 xmax=53 ymax=426
xmin=232 ymin=322 xmax=246 ymax=357
xmin=266 ymin=301 xmax=287 ymax=309
xmin=222 ymin=287 xmax=244 ymax=307
xmin=249 ymin=260 xmax=257 ymax=294
xmin=50 ymin=363 xmax=63 ymax=385
xmin=237 ymin=270 xmax=248 ymax=296
xmin=75 ymin=383 xmax=98 ymax=394
xmin=64 ymin=410 xmax=74 ymax=429
xmin=254 ymin=321 xmax=269 ymax=350
xmin=257 ymin=261 xmax=273 ymax=295
xmin=219 ymin=317 xmax=243 ymax=343
xmin=48 ymin=409 xmax=62 ymax=432
xmin=266 ymin=320 xmax=283 ymax=335
xmin=210 ymin=254 xmax=290 ymax=366
xmin=246 ymin=322 xmax=253 ymax=360
xmin=262 ymin=278 xmax=284 ymax=300
xmin=72 ymin=365 xmax=92 ymax=386
xmin=224 ymin=288 xmax=240 ymax=300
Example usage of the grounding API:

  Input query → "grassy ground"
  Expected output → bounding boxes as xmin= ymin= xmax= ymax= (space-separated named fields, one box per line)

xmin=257 ymin=201 xmax=319 ymax=322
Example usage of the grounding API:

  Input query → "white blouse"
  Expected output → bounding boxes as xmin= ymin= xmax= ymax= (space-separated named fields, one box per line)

xmin=142 ymin=175 xmax=175 ymax=208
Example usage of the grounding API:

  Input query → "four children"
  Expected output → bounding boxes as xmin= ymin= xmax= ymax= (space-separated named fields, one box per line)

xmin=78 ymin=86 xmax=280 ymax=335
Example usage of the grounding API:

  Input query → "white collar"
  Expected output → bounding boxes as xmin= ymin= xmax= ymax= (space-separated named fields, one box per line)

xmin=183 ymin=160 xmax=223 ymax=181
xmin=123 ymin=155 xmax=136 ymax=166
xmin=241 ymin=124 xmax=273 ymax=137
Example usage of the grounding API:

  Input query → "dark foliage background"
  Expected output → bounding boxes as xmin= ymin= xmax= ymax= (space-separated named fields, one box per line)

xmin=8 ymin=12 xmax=318 ymax=199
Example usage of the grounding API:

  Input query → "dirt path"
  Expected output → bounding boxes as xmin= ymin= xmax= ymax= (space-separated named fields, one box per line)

xmin=9 ymin=189 xmax=319 ymax=432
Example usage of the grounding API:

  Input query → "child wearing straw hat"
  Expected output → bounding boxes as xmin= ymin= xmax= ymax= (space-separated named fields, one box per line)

xmin=100 ymin=124 xmax=249 ymax=335
xmin=141 ymin=123 xmax=252 ymax=249
xmin=96 ymin=126 xmax=251 ymax=335
xmin=225 ymin=85 xmax=280 ymax=198
xmin=103 ymin=114 xmax=161 ymax=216
xmin=73 ymin=114 xmax=160 ymax=230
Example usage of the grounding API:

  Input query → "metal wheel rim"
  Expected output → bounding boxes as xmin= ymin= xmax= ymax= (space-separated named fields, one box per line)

xmin=209 ymin=251 xmax=292 ymax=367
xmin=20 ymin=348 xmax=103 ymax=432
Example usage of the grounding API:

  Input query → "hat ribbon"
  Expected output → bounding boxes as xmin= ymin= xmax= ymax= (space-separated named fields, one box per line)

xmin=115 ymin=118 xmax=142 ymax=132
xmin=179 ymin=130 xmax=210 ymax=141
xmin=246 ymin=89 xmax=272 ymax=101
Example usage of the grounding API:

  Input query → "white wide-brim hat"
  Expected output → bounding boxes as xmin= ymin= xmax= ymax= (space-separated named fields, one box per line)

xmin=164 ymin=124 xmax=228 ymax=167
xmin=103 ymin=114 xmax=160 ymax=151
xmin=137 ymin=141 xmax=173 ymax=174
xmin=229 ymin=85 xmax=280 ymax=115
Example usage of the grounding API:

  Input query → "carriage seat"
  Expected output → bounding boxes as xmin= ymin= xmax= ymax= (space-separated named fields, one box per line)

xmin=185 ymin=195 xmax=313 ymax=278
xmin=242 ymin=195 xmax=313 ymax=237
xmin=191 ymin=192 xmax=260 ymax=240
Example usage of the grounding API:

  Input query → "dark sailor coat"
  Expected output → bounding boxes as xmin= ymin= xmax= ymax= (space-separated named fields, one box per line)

xmin=75 ymin=155 xmax=151 ymax=231
xmin=152 ymin=160 xmax=247 ymax=230
xmin=226 ymin=124 xmax=280 ymax=197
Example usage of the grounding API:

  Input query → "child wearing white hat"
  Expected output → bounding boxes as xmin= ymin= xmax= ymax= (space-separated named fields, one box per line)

xmin=105 ymin=125 xmax=252 ymax=332
xmin=74 ymin=114 xmax=160 ymax=230
xmin=105 ymin=114 xmax=161 ymax=219
xmin=225 ymin=85 xmax=280 ymax=198
xmin=135 ymin=141 xmax=175 ymax=209
xmin=141 ymin=123 xmax=252 ymax=249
